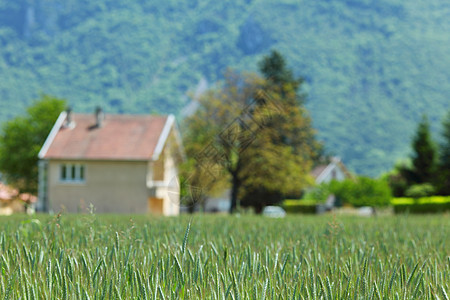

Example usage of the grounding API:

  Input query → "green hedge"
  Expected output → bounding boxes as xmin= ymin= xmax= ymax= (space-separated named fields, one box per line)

xmin=303 ymin=177 xmax=392 ymax=208
xmin=332 ymin=177 xmax=392 ymax=207
xmin=392 ymin=196 xmax=450 ymax=214
xmin=282 ymin=200 xmax=316 ymax=214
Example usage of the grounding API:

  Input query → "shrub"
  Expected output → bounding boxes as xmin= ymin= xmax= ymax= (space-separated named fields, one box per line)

xmin=392 ymin=196 xmax=450 ymax=213
xmin=302 ymin=177 xmax=392 ymax=208
xmin=404 ymin=183 xmax=435 ymax=198
xmin=282 ymin=199 xmax=316 ymax=214
xmin=332 ymin=177 xmax=392 ymax=207
xmin=302 ymin=184 xmax=332 ymax=203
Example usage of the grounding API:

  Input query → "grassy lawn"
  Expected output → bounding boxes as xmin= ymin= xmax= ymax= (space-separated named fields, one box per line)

xmin=0 ymin=214 xmax=448 ymax=299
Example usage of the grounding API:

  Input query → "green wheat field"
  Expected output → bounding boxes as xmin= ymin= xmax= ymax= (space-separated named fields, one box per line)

xmin=0 ymin=214 xmax=448 ymax=299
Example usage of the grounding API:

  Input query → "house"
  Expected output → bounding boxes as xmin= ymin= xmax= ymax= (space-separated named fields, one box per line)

xmin=37 ymin=108 xmax=183 ymax=215
xmin=310 ymin=157 xmax=351 ymax=184
xmin=310 ymin=157 xmax=352 ymax=211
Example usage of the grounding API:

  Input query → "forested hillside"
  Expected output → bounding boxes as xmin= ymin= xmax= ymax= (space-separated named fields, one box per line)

xmin=0 ymin=0 xmax=449 ymax=176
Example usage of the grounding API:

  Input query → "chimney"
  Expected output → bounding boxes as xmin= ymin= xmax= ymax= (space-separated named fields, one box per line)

xmin=95 ymin=106 xmax=104 ymax=128
xmin=64 ymin=107 xmax=75 ymax=128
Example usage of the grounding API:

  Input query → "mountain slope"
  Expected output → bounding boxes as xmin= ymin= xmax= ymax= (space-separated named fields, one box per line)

xmin=0 ymin=0 xmax=449 ymax=176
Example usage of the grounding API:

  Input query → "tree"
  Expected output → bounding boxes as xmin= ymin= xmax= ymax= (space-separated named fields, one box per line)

xmin=331 ymin=177 xmax=392 ymax=207
xmin=257 ymin=50 xmax=322 ymax=161
xmin=239 ymin=50 xmax=322 ymax=211
xmin=182 ymin=71 xmax=264 ymax=213
xmin=258 ymin=50 xmax=303 ymax=99
xmin=385 ymin=161 xmax=411 ymax=197
xmin=182 ymin=53 xmax=321 ymax=213
xmin=238 ymin=110 xmax=315 ymax=212
xmin=437 ymin=110 xmax=450 ymax=194
xmin=0 ymin=95 xmax=66 ymax=194
xmin=387 ymin=115 xmax=441 ymax=197
xmin=410 ymin=115 xmax=438 ymax=185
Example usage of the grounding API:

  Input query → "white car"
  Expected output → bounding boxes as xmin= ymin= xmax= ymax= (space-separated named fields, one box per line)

xmin=262 ymin=206 xmax=287 ymax=218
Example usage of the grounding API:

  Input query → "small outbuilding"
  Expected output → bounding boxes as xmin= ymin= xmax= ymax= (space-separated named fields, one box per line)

xmin=310 ymin=157 xmax=352 ymax=211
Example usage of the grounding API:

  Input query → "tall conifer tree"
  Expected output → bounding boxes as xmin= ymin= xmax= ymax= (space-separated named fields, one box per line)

xmin=410 ymin=115 xmax=437 ymax=184
xmin=437 ymin=110 xmax=450 ymax=194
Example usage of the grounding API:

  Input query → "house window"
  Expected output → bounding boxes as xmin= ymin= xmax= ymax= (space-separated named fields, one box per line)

xmin=60 ymin=164 xmax=85 ymax=183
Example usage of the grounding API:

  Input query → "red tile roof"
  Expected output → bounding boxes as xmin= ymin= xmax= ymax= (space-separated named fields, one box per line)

xmin=41 ymin=113 xmax=170 ymax=160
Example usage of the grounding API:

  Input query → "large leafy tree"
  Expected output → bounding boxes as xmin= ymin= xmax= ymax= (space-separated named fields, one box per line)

xmin=182 ymin=71 xmax=263 ymax=213
xmin=0 ymin=95 xmax=66 ymax=194
xmin=183 ymin=52 xmax=321 ymax=213
xmin=239 ymin=51 xmax=322 ymax=211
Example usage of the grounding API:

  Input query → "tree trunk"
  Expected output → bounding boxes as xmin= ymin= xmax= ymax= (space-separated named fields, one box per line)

xmin=229 ymin=173 xmax=240 ymax=214
xmin=254 ymin=202 xmax=264 ymax=214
